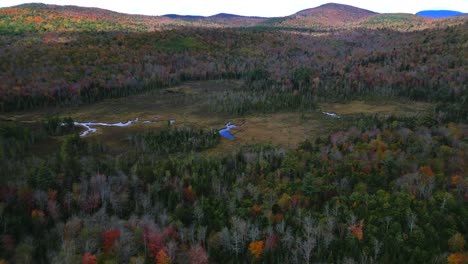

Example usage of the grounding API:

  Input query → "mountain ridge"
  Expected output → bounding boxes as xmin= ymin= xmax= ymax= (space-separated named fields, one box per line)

xmin=5 ymin=2 xmax=467 ymax=21
xmin=416 ymin=10 xmax=465 ymax=18
xmin=262 ymin=3 xmax=378 ymax=28
xmin=1 ymin=2 xmax=467 ymax=32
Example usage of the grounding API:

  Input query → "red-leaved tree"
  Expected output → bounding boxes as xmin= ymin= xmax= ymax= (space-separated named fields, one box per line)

xmin=103 ymin=230 xmax=121 ymax=253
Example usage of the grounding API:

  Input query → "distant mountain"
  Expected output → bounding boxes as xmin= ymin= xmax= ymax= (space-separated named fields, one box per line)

xmin=263 ymin=3 xmax=377 ymax=28
xmin=206 ymin=13 xmax=268 ymax=26
xmin=0 ymin=3 xmax=267 ymax=33
xmin=162 ymin=13 xmax=268 ymax=26
xmin=14 ymin=3 xmax=138 ymax=19
xmin=296 ymin=3 xmax=377 ymax=19
xmin=1 ymin=2 xmax=467 ymax=33
xmin=417 ymin=10 xmax=464 ymax=18
xmin=162 ymin=14 xmax=205 ymax=20
xmin=210 ymin=13 xmax=253 ymax=19
xmin=0 ymin=3 xmax=179 ymax=34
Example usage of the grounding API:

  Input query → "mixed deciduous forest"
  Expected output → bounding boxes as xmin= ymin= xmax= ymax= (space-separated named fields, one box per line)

xmin=0 ymin=2 xmax=467 ymax=264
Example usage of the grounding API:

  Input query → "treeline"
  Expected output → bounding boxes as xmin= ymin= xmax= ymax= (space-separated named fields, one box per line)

xmin=130 ymin=126 xmax=221 ymax=154
xmin=0 ymin=117 xmax=466 ymax=263
xmin=207 ymin=76 xmax=318 ymax=115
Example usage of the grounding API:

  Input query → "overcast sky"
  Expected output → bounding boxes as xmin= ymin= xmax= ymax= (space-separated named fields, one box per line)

xmin=1 ymin=0 xmax=467 ymax=17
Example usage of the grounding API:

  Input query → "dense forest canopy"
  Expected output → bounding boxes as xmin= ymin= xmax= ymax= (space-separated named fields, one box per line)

xmin=0 ymin=2 xmax=467 ymax=264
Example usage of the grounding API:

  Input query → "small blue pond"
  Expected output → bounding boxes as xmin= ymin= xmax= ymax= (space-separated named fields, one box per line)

xmin=219 ymin=122 xmax=237 ymax=139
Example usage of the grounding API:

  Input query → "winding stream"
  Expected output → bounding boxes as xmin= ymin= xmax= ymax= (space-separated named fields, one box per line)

xmin=74 ymin=118 xmax=238 ymax=139
xmin=322 ymin=112 xmax=341 ymax=118
xmin=74 ymin=118 xmax=159 ymax=137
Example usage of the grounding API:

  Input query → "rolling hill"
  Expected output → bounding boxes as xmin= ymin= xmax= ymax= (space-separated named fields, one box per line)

xmin=0 ymin=3 xmax=270 ymax=34
xmin=163 ymin=13 xmax=268 ymax=26
xmin=0 ymin=2 xmax=467 ymax=34
xmin=262 ymin=3 xmax=377 ymax=29
xmin=0 ymin=3 xmax=177 ymax=34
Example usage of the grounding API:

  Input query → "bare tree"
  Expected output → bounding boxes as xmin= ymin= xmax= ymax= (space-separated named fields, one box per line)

xmin=220 ymin=227 xmax=231 ymax=251
xmin=233 ymin=187 xmax=244 ymax=202
xmin=166 ymin=241 xmax=177 ymax=262
xmin=187 ymin=225 xmax=196 ymax=245
xmin=298 ymin=237 xmax=316 ymax=263
xmin=373 ymin=238 xmax=382 ymax=260
xmin=228 ymin=216 xmax=248 ymax=256
xmin=302 ymin=216 xmax=317 ymax=240
xmin=384 ymin=216 xmax=392 ymax=232
xmin=197 ymin=225 xmax=207 ymax=246
xmin=342 ymin=257 xmax=357 ymax=264
xmin=139 ymin=193 xmax=151 ymax=215
xmin=116 ymin=228 xmax=137 ymax=262
xmin=276 ymin=220 xmax=286 ymax=235
xmin=407 ymin=212 xmax=417 ymax=234
xmin=231 ymin=231 xmax=242 ymax=256
xmin=33 ymin=190 xmax=48 ymax=210
xmin=248 ymin=224 xmax=260 ymax=241
xmin=347 ymin=213 xmax=357 ymax=227
xmin=281 ymin=227 xmax=294 ymax=249
xmin=193 ymin=203 xmax=204 ymax=223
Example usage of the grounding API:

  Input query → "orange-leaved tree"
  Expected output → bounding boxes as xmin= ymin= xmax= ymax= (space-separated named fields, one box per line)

xmin=249 ymin=240 xmax=264 ymax=259
xmin=348 ymin=220 xmax=364 ymax=241
xmin=447 ymin=253 xmax=468 ymax=264
xmin=156 ymin=249 xmax=171 ymax=264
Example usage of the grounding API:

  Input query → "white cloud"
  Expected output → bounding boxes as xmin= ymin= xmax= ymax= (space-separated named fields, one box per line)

xmin=1 ymin=0 xmax=467 ymax=17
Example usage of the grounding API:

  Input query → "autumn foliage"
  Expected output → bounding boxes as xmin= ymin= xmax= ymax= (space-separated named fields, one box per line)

xmin=147 ymin=233 xmax=164 ymax=259
xmin=189 ymin=246 xmax=209 ymax=264
xmin=145 ymin=226 xmax=179 ymax=261
xmin=447 ymin=253 xmax=468 ymax=264
xmin=82 ymin=253 xmax=97 ymax=264
xmin=156 ymin=249 xmax=171 ymax=264
xmin=103 ymin=230 xmax=121 ymax=252
xmin=449 ymin=232 xmax=466 ymax=252
xmin=31 ymin=209 xmax=45 ymax=220
xmin=249 ymin=240 xmax=264 ymax=259
xmin=419 ymin=166 xmax=434 ymax=178
xmin=348 ymin=220 xmax=364 ymax=241
xmin=251 ymin=204 xmax=262 ymax=216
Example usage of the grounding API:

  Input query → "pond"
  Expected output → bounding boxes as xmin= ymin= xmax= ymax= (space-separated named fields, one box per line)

xmin=219 ymin=122 xmax=237 ymax=139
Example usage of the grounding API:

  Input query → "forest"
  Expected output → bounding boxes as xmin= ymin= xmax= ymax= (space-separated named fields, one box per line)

xmin=0 ymin=3 xmax=467 ymax=264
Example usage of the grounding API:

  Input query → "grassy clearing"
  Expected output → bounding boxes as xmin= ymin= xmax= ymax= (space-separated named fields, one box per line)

xmin=319 ymin=100 xmax=430 ymax=116
xmin=2 ymin=80 xmax=432 ymax=153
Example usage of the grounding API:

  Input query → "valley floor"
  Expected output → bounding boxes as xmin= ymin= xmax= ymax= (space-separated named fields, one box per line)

xmin=2 ymin=80 xmax=432 ymax=153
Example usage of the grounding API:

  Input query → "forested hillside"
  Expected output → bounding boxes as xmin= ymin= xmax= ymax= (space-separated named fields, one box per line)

xmin=1 ymin=21 xmax=467 ymax=120
xmin=0 ymin=2 xmax=467 ymax=264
